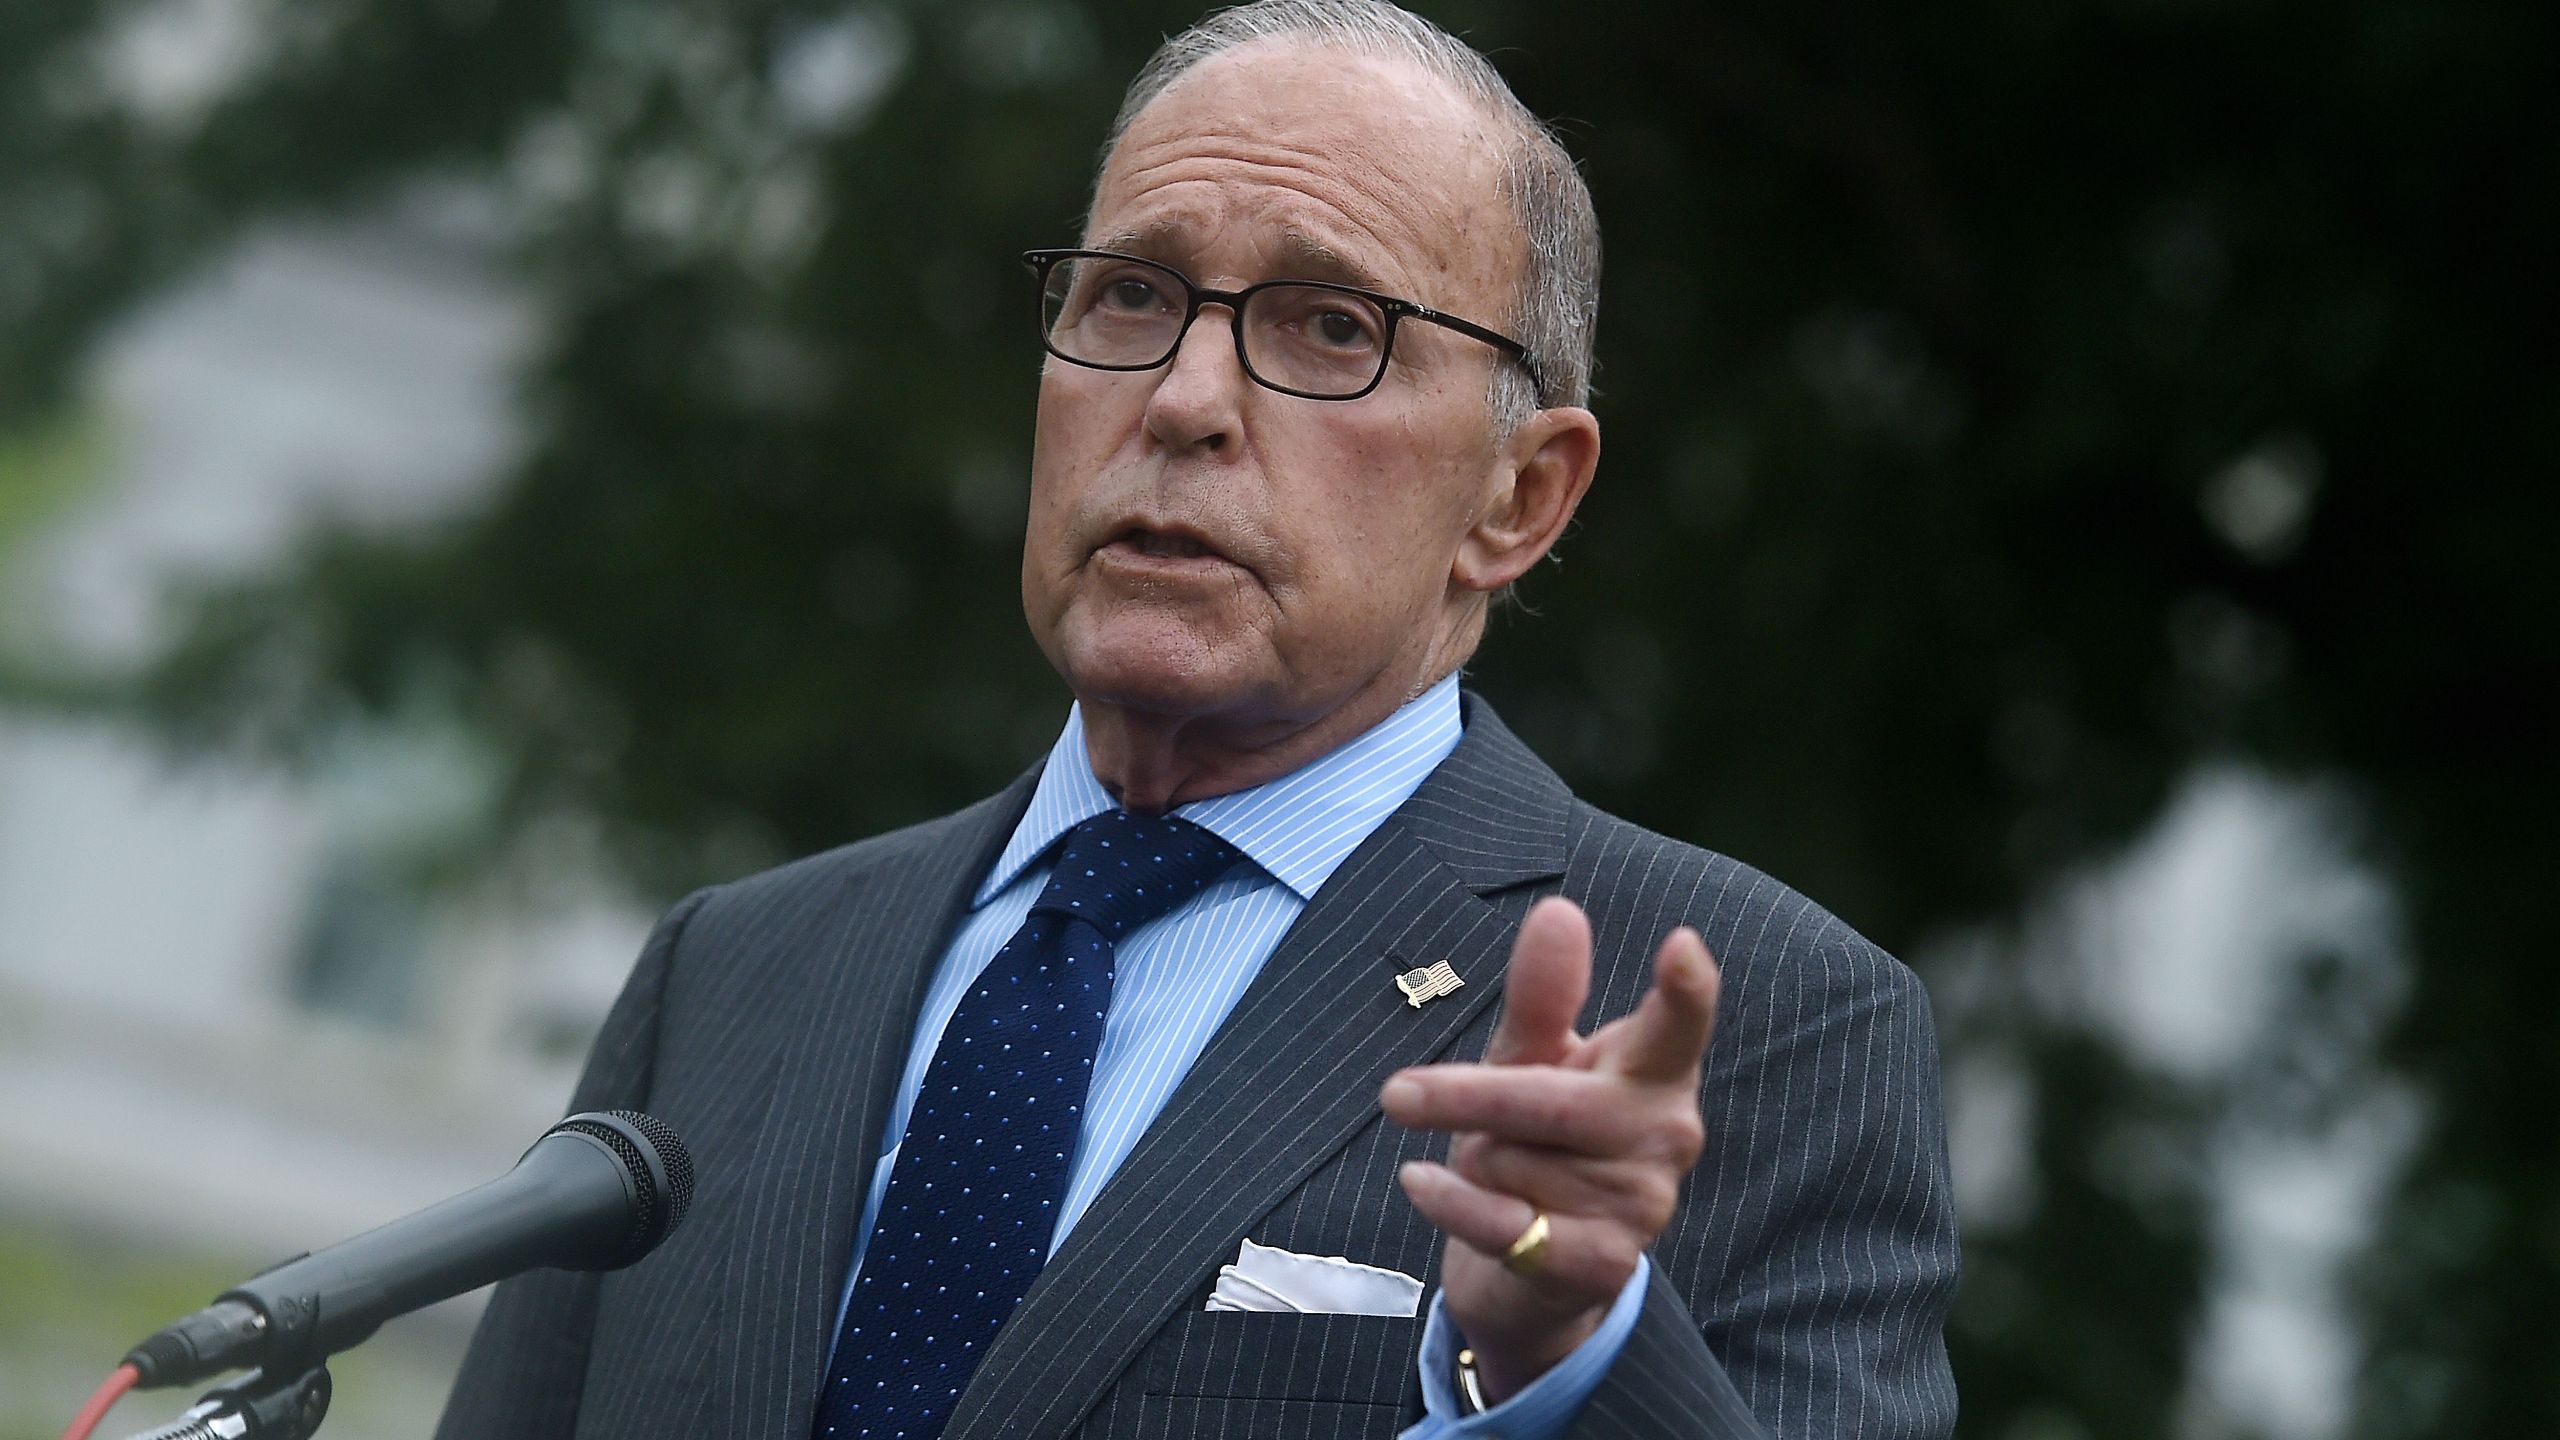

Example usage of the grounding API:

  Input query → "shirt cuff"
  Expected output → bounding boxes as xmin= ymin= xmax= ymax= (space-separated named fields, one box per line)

xmin=1400 ymin=1255 xmax=1652 ymax=1440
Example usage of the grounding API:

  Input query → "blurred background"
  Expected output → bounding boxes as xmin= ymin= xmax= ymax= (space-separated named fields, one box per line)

xmin=0 ymin=0 xmax=2549 ymax=1436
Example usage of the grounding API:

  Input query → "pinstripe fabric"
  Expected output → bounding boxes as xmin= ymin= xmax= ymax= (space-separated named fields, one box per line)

xmin=435 ymin=694 xmax=1959 ymax=1440
xmin=833 ymin=673 xmax=1461 ymax=1319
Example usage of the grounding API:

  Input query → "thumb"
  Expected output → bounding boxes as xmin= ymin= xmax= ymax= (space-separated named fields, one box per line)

xmin=1484 ymin=896 xmax=1591 ymax=1066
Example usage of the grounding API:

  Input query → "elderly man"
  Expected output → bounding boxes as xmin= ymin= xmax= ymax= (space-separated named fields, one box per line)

xmin=436 ymin=2 xmax=1957 ymax=1437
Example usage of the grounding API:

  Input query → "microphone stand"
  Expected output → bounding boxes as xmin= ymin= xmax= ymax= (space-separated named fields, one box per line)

xmin=115 ymin=1364 xmax=332 ymax=1440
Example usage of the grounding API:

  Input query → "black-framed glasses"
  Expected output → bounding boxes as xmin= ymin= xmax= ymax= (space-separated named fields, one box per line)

xmin=1023 ymin=248 xmax=1544 ymax=403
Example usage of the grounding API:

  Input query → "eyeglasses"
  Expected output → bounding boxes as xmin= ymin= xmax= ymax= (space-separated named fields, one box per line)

xmin=1022 ymin=248 xmax=1544 ymax=403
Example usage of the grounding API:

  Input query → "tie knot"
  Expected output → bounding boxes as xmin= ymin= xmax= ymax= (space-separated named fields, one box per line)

xmin=1031 ymin=810 xmax=1242 ymax=941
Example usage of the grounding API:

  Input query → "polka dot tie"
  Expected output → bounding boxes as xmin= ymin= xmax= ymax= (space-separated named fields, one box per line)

xmin=811 ymin=810 xmax=1242 ymax=1439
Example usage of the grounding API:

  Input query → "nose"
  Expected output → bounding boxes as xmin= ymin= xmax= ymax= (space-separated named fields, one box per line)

xmin=1142 ymin=301 xmax=1246 ymax=454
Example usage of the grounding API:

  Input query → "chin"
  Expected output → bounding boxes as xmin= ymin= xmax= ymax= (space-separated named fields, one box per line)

xmin=1052 ymin=610 xmax=1267 ymax=719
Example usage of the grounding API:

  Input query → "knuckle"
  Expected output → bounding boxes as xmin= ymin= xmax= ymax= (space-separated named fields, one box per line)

xmin=1450 ymin=1149 xmax=1494 ymax=1188
xmin=1632 ymin=1171 xmax=1680 ymax=1230
xmin=1586 ymin=1229 xmax=1642 ymax=1288
xmin=1661 ymin=1109 xmax=1706 ymax=1161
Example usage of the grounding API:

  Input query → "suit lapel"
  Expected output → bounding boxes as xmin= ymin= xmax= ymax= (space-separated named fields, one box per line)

xmin=712 ymin=773 xmax=1038 ymax=1440
xmin=942 ymin=698 xmax=1573 ymax=1440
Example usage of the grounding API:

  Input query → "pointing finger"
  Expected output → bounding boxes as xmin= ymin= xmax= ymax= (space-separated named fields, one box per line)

xmin=1484 ymin=896 xmax=1592 ymax=1067
xmin=1594 ymin=927 xmax=1721 ymax=1085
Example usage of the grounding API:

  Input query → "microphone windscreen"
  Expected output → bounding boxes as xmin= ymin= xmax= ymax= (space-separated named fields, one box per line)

xmin=550 ymin=1110 xmax=694 ymax=1262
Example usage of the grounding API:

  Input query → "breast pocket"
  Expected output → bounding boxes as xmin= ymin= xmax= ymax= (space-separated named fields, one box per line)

xmin=1143 ymin=1310 xmax=1423 ymax=1412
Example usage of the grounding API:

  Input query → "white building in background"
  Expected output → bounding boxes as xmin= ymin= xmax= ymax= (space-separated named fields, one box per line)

xmin=0 ymin=196 xmax=653 ymax=1268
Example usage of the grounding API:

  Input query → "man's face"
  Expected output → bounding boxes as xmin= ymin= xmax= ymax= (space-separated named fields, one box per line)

xmin=1023 ymin=41 xmax=1524 ymax=735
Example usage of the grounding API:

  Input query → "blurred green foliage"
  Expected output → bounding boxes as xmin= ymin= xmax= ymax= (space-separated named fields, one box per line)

xmin=2 ymin=0 xmax=2553 ymax=1434
xmin=0 ymin=1215 xmax=240 ymax=1440
xmin=0 ymin=1215 xmax=457 ymax=1440
xmin=0 ymin=413 xmax=102 ymax=543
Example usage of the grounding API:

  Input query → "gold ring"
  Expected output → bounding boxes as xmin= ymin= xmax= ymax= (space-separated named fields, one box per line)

xmin=1501 ymin=1209 xmax=1551 ymax=1276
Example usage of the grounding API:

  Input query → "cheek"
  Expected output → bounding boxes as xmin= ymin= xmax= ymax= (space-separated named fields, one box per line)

xmin=1269 ymin=467 xmax=1464 ymax=650
xmin=1314 ymin=419 xmax=1483 ymax=581
xmin=1023 ymin=391 xmax=1096 ymax=626
xmin=1027 ymin=378 xmax=1116 ymax=540
xmin=1029 ymin=372 xmax=1087 ymax=487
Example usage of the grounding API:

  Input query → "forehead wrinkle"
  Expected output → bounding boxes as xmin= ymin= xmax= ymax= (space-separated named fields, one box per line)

xmin=1099 ymin=213 xmax=1383 ymax=293
xmin=1097 ymin=150 xmax=1448 ymax=295
xmin=1112 ymin=141 xmax=1409 ymax=238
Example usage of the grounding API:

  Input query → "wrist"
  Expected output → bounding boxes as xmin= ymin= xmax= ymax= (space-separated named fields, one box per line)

xmin=1460 ymin=1307 xmax=1605 ymax=1405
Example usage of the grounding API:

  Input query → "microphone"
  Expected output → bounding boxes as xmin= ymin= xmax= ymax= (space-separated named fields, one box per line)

xmin=121 ymin=1110 xmax=693 ymax=1389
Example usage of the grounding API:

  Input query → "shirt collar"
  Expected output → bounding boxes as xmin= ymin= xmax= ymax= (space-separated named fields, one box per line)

xmin=976 ymin=673 xmax=1465 ymax=906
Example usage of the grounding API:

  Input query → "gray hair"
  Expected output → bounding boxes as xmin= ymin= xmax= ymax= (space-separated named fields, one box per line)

xmin=1096 ymin=0 xmax=1600 ymax=432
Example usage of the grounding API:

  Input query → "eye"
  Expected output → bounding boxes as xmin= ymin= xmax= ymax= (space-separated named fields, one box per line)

xmin=1272 ymin=292 xmax=1382 ymax=353
xmin=1311 ymin=306 xmax=1374 ymax=348
xmin=1096 ymin=270 xmax=1171 ymax=313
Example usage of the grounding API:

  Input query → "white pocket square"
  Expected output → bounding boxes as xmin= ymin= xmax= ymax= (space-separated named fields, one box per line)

xmin=1204 ymin=1238 xmax=1424 ymax=1318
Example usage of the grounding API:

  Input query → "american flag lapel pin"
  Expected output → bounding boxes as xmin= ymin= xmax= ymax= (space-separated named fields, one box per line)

xmin=1394 ymin=959 xmax=1466 ymax=1009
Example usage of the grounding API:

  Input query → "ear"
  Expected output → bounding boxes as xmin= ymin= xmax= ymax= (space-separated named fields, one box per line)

xmin=1454 ymin=406 xmax=1601 ymax=593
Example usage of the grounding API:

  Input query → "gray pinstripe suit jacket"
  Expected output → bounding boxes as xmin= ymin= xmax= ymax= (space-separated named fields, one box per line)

xmin=435 ymin=695 xmax=1959 ymax=1438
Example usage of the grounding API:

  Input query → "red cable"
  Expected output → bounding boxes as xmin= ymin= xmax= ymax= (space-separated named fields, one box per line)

xmin=61 ymin=1363 xmax=138 ymax=1440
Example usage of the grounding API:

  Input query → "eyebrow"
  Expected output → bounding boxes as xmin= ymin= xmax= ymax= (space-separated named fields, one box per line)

xmin=1094 ymin=220 xmax=1389 ymax=293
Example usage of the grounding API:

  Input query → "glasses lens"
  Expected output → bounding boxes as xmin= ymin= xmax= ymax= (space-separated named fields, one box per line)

xmin=1041 ymin=255 xmax=1188 ymax=367
xmin=1242 ymin=285 xmax=1391 ymax=398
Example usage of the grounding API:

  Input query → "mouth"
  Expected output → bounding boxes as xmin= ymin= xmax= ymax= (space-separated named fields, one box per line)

xmin=1095 ymin=522 xmax=1243 ymax=575
xmin=1118 ymin=527 xmax=1215 ymax=559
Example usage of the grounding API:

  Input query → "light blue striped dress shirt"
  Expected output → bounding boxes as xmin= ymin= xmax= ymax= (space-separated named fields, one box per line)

xmin=836 ymin=673 xmax=1645 ymax=1438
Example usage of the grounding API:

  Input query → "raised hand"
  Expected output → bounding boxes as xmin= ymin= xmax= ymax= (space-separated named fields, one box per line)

xmin=1381 ymin=896 xmax=1721 ymax=1402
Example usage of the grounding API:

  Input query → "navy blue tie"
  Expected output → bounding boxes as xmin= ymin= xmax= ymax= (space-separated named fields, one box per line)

xmin=812 ymin=809 xmax=1242 ymax=1439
